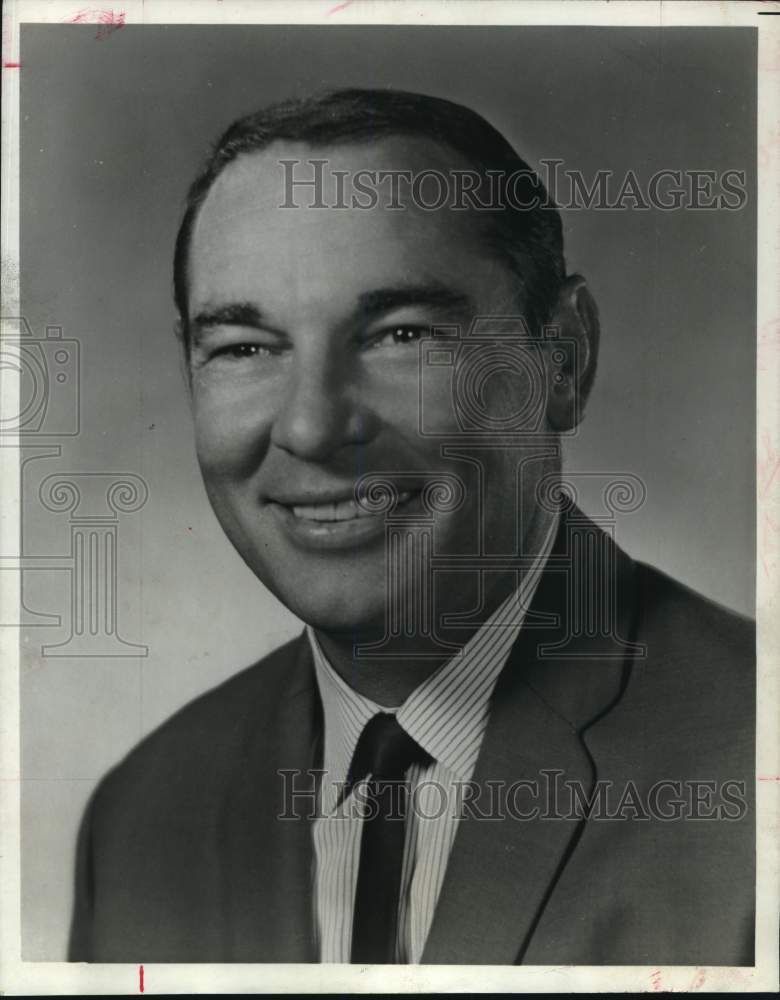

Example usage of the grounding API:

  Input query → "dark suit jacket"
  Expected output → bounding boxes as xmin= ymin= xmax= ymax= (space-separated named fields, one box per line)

xmin=68 ymin=508 xmax=755 ymax=964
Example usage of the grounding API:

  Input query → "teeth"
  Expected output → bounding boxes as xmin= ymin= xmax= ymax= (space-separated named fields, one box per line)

xmin=291 ymin=491 xmax=413 ymax=522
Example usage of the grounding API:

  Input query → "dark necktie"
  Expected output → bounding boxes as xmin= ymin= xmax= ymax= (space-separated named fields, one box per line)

xmin=346 ymin=712 xmax=432 ymax=964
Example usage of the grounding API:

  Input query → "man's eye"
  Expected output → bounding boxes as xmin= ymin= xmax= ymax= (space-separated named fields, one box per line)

xmin=212 ymin=343 xmax=270 ymax=360
xmin=370 ymin=325 xmax=429 ymax=348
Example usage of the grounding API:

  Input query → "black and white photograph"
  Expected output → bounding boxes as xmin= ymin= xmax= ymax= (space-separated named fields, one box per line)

xmin=1 ymin=0 xmax=778 ymax=994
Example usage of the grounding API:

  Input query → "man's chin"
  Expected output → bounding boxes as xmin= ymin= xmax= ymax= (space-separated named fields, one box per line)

xmin=270 ymin=586 xmax=388 ymax=641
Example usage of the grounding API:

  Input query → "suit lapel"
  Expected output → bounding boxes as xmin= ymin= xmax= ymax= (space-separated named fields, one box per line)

xmin=220 ymin=633 xmax=323 ymax=962
xmin=422 ymin=508 xmax=639 ymax=964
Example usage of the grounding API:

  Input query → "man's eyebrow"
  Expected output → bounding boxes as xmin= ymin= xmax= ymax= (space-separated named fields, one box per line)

xmin=355 ymin=284 xmax=474 ymax=320
xmin=190 ymin=302 xmax=267 ymax=333
xmin=189 ymin=285 xmax=473 ymax=339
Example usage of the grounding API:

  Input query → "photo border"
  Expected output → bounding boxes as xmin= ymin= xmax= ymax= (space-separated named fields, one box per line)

xmin=1 ymin=0 xmax=778 ymax=994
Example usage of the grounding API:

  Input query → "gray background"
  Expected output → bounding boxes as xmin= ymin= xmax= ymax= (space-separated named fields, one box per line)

xmin=18 ymin=25 xmax=756 ymax=958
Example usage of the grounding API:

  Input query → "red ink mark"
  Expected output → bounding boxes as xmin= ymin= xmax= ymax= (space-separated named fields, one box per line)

xmin=3 ymin=61 xmax=21 ymax=68
xmin=758 ymin=123 xmax=780 ymax=169
xmin=649 ymin=968 xmax=663 ymax=992
xmin=760 ymin=450 xmax=780 ymax=499
xmin=758 ymin=775 xmax=780 ymax=781
xmin=758 ymin=316 xmax=780 ymax=374
xmin=139 ymin=964 xmax=144 ymax=992
xmin=327 ymin=0 xmax=352 ymax=14
xmin=64 ymin=8 xmax=126 ymax=39
xmin=758 ymin=415 xmax=780 ymax=579
xmin=688 ymin=968 xmax=707 ymax=991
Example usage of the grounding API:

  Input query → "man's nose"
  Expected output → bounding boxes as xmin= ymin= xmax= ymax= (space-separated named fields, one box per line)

xmin=270 ymin=354 xmax=377 ymax=461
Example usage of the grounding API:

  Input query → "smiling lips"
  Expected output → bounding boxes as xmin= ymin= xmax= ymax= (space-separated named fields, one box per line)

xmin=289 ymin=491 xmax=414 ymax=522
xmin=268 ymin=486 xmax=423 ymax=551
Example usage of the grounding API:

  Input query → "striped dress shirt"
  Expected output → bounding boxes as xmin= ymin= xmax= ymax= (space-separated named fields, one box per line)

xmin=308 ymin=510 xmax=559 ymax=963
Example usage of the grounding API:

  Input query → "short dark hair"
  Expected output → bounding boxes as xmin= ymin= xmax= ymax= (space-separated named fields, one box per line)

xmin=173 ymin=88 xmax=565 ymax=345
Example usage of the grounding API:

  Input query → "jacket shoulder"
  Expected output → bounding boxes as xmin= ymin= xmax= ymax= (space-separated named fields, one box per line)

xmin=91 ymin=633 xmax=307 ymax=816
xmin=635 ymin=560 xmax=754 ymax=663
xmin=626 ymin=560 xmax=755 ymax=755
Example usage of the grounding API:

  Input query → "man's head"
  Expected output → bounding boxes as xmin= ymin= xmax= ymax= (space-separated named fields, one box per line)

xmin=174 ymin=88 xmax=599 ymax=637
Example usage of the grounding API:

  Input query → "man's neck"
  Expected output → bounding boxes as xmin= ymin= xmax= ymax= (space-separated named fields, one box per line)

xmin=313 ymin=630 xmax=460 ymax=708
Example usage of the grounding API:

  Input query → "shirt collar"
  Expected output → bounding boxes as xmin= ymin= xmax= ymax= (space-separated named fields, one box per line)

xmin=309 ymin=509 xmax=559 ymax=804
xmin=309 ymin=634 xmax=386 ymax=812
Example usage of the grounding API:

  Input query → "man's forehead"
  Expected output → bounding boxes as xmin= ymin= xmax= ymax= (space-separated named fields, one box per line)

xmin=196 ymin=133 xmax=474 ymax=219
xmin=187 ymin=133 xmax=522 ymax=324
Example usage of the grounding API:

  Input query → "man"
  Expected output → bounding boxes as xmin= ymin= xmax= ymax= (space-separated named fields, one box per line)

xmin=68 ymin=89 xmax=754 ymax=965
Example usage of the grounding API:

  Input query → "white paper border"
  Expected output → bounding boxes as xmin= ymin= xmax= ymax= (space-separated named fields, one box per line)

xmin=1 ymin=1 xmax=778 ymax=994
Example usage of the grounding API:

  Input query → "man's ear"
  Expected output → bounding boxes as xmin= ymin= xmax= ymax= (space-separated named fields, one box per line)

xmin=545 ymin=274 xmax=600 ymax=432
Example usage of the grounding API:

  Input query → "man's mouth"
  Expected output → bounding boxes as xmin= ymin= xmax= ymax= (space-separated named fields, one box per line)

xmin=289 ymin=491 xmax=414 ymax=523
xmin=267 ymin=487 xmax=422 ymax=550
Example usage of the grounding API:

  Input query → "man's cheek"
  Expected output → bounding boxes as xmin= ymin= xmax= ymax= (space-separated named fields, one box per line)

xmin=193 ymin=403 xmax=271 ymax=479
xmin=195 ymin=430 xmax=248 ymax=481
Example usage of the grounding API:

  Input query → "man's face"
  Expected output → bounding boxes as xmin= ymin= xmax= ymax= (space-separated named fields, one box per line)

xmin=186 ymin=137 xmax=556 ymax=635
